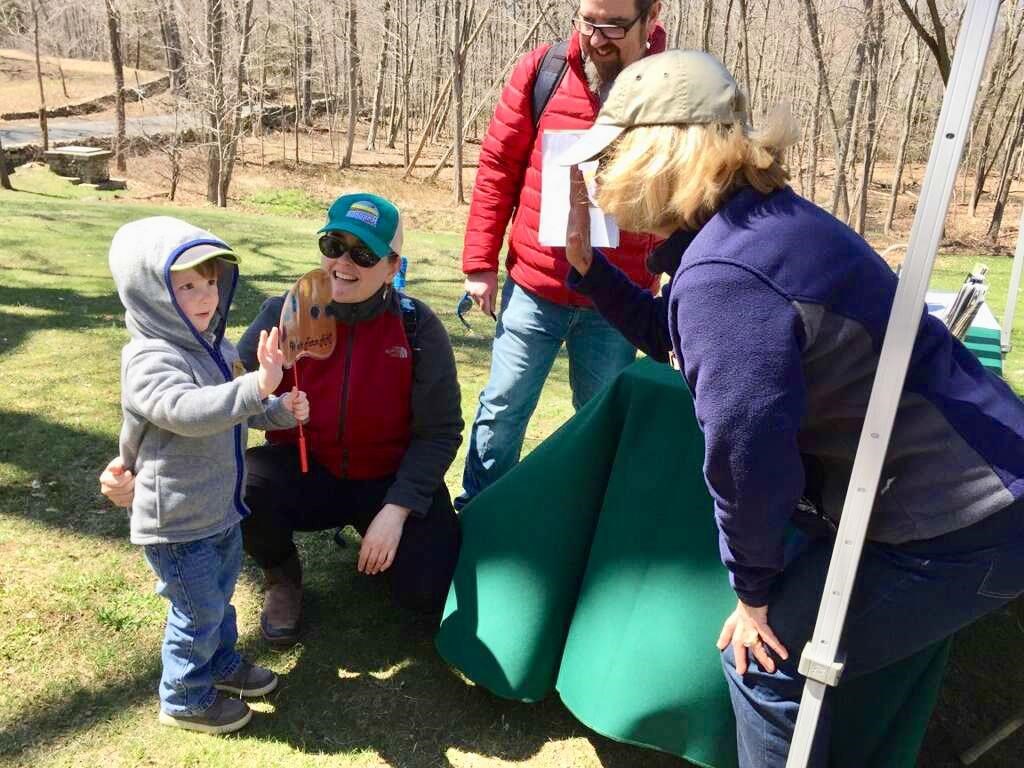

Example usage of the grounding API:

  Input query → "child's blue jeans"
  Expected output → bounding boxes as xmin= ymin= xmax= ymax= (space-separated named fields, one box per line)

xmin=143 ymin=525 xmax=243 ymax=715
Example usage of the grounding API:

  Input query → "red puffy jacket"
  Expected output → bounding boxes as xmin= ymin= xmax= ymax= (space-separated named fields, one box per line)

xmin=462 ymin=27 xmax=666 ymax=307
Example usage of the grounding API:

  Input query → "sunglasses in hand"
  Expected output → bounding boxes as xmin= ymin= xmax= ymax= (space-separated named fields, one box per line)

xmin=456 ymin=291 xmax=496 ymax=331
xmin=318 ymin=234 xmax=382 ymax=268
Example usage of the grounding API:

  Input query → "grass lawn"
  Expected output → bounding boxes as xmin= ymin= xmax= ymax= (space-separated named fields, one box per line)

xmin=1 ymin=167 xmax=1022 ymax=767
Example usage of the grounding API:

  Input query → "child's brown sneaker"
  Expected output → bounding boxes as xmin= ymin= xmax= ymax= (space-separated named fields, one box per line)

xmin=158 ymin=692 xmax=251 ymax=734
xmin=215 ymin=659 xmax=279 ymax=698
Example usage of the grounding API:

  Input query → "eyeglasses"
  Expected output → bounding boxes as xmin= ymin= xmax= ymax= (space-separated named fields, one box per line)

xmin=455 ymin=291 xmax=496 ymax=332
xmin=318 ymin=234 xmax=381 ymax=268
xmin=572 ymin=11 xmax=645 ymax=40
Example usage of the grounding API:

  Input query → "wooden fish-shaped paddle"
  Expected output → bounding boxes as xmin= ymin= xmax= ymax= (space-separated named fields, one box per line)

xmin=279 ymin=268 xmax=337 ymax=472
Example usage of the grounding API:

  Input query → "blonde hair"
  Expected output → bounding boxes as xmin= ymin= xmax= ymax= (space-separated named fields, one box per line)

xmin=595 ymin=105 xmax=800 ymax=232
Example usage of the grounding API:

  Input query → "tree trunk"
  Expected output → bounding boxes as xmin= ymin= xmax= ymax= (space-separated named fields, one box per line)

xmin=701 ymin=0 xmax=714 ymax=51
xmin=969 ymin=3 xmax=1024 ymax=216
xmin=104 ymin=0 xmax=127 ymax=173
xmin=799 ymin=0 xmax=844 ymax=215
xmin=31 ymin=0 xmax=48 ymax=153
xmin=301 ymin=5 xmax=313 ymax=126
xmin=751 ymin=0 xmax=772 ymax=111
xmin=987 ymin=98 xmax=1024 ymax=242
xmin=158 ymin=1 xmax=187 ymax=93
xmin=853 ymin=0 xmax=882 ymax=234
xmin=366 ymin=0 xmax=393 ymax=151
xmin=219 ymin=0 xmax=256 ymax=204
xmin=807 ymin=67 xmax=822 ymax=202
xmin=737 ymin=0 xmax=752 ymax=103
xmin=206 ymin=0 xmax=227 ymax=205
xmin=0 ymin=136 xmax=11 ymax=191
xmin=386 ymin=41 xmax=401 ymax=149
xmin=831 ymin=0 xmax=873 ymax=220
xmin=452 ymin=0 xmax=466 ymax=204
xmin=342 ymin=0 xmax=359 ymax=167
xmin=895 ymin=0 xmax=951 ymax=84
xmin=885 ymin=45 xmax=925 ymax=234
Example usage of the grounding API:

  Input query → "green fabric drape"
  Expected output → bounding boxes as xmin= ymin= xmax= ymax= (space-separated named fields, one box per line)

xmin=437 ymin=358 xmax=948 ymax=767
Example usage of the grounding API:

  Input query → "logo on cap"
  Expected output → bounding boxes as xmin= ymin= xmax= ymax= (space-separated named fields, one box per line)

xmin=347 ymin=201 xmax=380 ymax=227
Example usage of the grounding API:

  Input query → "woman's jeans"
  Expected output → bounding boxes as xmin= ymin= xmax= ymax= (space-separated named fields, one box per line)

xmin=143 ymin=525 xmax=243 ymax=715
xmin=458 ymin=280 xmax=636 ymax=508
xmin=722 ymin=496 xmax=1024 ymax=768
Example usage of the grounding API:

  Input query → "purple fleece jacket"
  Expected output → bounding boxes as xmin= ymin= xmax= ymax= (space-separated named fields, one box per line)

xmin=570 ymin=185 xmax=1024 ymax=606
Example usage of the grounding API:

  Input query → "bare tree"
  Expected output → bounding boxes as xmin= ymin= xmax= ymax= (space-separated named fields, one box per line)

xmin=157 ymin=0 xmax=187 ymax=93
xmin=205 ymin=0 xmax=227 ymax=204
xmin=218 ymin=0 xmax=256 ymax=202
xmin=894 ymin=0 xmax=951 ymax=84
xmin=341 ymin=0 xmax=359 ymax=167
xmin=452 ymin=0 xmax=467 ymax=203
xmin=104 ymin=0 xmax=127 ymax=173
xmin=365 ymin=0 xmax=393 ymax=151
xmin=29 ymin=0 xmax=48 ymax=152
xmin=885 ymin=39 xmax=927 ymax=234
xmin=987 ymin=97 xmax=1024 ymax=242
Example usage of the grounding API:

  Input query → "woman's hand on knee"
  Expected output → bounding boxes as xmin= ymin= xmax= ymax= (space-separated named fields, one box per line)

xmin=358 ymin=504 xmax=411 ymax=575
xmin=717 ymin=599 xmax=789 ymax=675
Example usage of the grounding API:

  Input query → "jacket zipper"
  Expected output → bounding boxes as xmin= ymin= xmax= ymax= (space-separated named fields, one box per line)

xmin=337 ymin=326 xmax=356 ymax=477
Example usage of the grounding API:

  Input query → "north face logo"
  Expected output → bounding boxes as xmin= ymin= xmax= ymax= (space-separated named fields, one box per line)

xmin=385 ymin=345 xmax=409 ymax=359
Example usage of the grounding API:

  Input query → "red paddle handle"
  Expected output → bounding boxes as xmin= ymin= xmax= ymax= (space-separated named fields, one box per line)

xmin=293 ymin=360 xmax=309 ymax=474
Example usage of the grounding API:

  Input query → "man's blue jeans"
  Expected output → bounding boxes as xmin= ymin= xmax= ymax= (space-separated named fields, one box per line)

xmin=143 ymin=525 xmax=244 ymax=715
xmin=458 ymin=279 xmax=636 ymax=508
xmin=722 ymin=497 xmax=1024 ymax=767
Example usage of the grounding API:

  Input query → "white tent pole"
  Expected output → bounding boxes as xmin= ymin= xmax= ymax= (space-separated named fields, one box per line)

xmin=784 ymin=2 xmax=1001 ymax=766
xmin=1000 ymin=206 xmax=1023 ymax=353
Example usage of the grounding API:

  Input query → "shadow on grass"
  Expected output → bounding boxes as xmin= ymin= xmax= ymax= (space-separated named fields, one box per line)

xmin=0 ymin=528 xmax=683 ymax=767
xmin=231 ymin=533 xmax=686 ymax=767
xmin=0 ymin=408 xmax=127 ymax=540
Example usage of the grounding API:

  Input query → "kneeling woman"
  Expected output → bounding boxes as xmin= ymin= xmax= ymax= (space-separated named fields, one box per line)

xmin=560 ymin=50 xmax=1024 ymax=767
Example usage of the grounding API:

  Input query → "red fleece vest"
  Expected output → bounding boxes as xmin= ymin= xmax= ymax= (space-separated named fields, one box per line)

xmin=268 ymin=310 xmax=413 ymax=479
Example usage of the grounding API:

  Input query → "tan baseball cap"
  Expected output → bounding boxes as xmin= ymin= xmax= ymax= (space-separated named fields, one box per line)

xmin=558 ymin=50 xmax=748 ymax=167
xmin=170 ymin=243 xmax=239 ymax=272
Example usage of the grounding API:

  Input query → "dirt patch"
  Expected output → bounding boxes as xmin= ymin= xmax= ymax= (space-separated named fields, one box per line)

xmin=0 ymin=48 xmax=162 ymax=115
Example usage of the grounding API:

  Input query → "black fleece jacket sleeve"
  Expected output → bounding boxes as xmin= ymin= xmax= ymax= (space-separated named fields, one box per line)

xmin=385 ymin=298 xmax=463 ymax=515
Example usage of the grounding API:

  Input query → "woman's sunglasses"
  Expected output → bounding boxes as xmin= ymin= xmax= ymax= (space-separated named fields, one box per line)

xmin=318 ymin=234 xmax=382 ymax=268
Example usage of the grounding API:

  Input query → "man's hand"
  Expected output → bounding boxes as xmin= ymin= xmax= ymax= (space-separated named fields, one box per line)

xmin=256 ymin=327 xmax=285 ymax=399
xmin=358 ymin=504 xmax=411 ymax=575
xmin=281 ymin=387 xmax=309 ymax=422
xmin=717 ymin=599 xmax=789 ymax=675
xmin=99 ymin=456 xmax=135 ymax=508
xmin=464 ymin=271 xmax=498 ymax=319
xmin=566 ymin=165 xmax=594 ymax=276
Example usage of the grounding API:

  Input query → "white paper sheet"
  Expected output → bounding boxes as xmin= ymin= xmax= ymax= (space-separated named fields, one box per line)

xmin=538 ymin=130 xmax=620 ymax=248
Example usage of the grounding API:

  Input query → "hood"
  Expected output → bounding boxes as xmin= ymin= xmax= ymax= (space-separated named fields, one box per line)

xmin=109 ymin=216 xmax=239 ymax=352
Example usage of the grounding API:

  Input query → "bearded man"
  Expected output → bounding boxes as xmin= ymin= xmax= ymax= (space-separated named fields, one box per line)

xmin=457 ymin=0 xmax=667 ymax=508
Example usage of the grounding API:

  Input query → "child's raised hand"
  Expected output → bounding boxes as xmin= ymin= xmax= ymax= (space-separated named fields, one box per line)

xmin=256 ymin=327 xmax=285 ymax=399
xmin=282 ymin=387 xmax=309 ymax=422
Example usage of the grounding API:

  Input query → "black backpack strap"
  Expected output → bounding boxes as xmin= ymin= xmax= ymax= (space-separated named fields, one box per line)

xmin=531 ymin=40 xmax=569 ymax=129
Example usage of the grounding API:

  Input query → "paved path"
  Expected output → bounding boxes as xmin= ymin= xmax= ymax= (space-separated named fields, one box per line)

xmin=0 ymin=114 xmax=192 ymax=147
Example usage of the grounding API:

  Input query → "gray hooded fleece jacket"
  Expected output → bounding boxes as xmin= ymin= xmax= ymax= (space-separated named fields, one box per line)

xmin=111 ymin=217 xmax=296 ymax=545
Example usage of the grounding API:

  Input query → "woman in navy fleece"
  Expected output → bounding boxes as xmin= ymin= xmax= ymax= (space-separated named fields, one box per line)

xmin=559 ymin=50 xmax=1024 ymax=767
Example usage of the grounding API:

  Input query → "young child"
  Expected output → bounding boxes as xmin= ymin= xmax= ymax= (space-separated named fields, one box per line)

xmin=109 ymin=216 xmax=309 ymax=734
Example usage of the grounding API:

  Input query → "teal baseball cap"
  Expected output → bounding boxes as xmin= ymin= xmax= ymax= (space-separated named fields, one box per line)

xmin=318 ymin=193 xmax=404 ymax=258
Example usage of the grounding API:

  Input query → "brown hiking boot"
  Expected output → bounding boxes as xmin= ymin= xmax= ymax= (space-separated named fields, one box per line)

xmin=260 ymin=553 xmax=302 ymax=648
